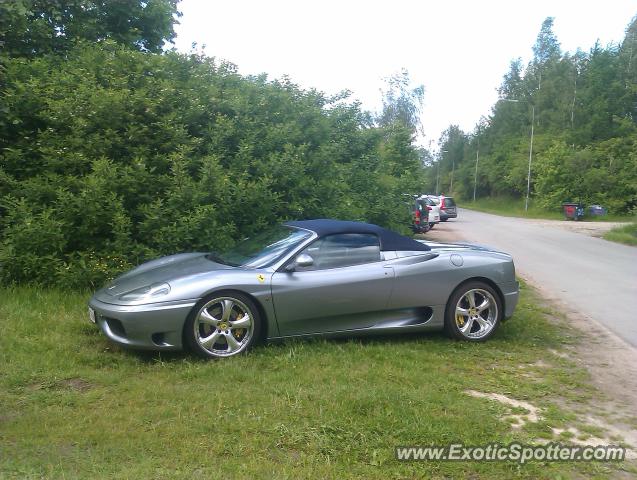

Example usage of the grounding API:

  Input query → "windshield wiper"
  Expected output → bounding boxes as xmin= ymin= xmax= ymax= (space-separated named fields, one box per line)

xmin=205 ymin=252 xmax=238 ymax=266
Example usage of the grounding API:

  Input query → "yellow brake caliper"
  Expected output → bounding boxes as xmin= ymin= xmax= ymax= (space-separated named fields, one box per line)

xmin=233 ymin=314 xmax=245 ymax=339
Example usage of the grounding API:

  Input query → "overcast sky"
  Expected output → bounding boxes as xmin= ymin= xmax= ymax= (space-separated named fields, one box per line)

xmin=173 ymin=0 xmax=636 ymax=148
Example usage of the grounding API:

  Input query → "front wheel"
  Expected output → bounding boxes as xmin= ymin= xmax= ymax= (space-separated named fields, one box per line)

xmin=444 ymin=281 xmax=501 ymax=341
xmin=185 ymin=292 xmax=262 ymax=358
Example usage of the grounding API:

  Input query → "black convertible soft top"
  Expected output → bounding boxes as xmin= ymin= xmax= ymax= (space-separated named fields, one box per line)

xmin=285 ymin=219 xmax=430 ymax=252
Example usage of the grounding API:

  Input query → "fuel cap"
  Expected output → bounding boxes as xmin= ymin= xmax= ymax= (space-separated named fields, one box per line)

xmin=450 ymin=254 xmax=464 ymax=267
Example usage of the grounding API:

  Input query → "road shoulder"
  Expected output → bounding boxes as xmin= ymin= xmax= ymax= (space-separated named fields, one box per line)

xmin=422 ymin=222 xmax=637 ymax=460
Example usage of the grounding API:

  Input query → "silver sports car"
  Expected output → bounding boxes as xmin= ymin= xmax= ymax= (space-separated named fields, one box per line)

xmin=89 ymin=219 xmax=519 ymax=358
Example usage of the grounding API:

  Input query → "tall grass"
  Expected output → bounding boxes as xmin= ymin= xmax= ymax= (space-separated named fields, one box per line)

xmin=0 ymin=284 xmax=624 ymax=478
xmin=603 ymin=222 xmax=637 ymax=246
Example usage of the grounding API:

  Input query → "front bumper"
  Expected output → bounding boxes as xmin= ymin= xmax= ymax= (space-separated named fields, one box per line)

xmin=499 ymin=280 xmax=519 ymax=320
xmin=88 ymin=297 xmax=198 ymax=350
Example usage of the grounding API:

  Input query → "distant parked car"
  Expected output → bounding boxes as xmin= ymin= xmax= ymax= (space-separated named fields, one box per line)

xmin=429 ymin=195 xmax=457 ymax=221
xmin=411 ymin=197 xmax=431 ymax=233
xmin=419 ymin=195 xmax=441 ymax=228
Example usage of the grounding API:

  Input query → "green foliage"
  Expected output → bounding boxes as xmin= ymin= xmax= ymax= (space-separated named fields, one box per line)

xmin=427 ymin=15 xmax=637 ymax=214
xmin=0 ymin=199 xmax=66 ymax=284
xmin=0 ymin=0 xmax=180 ymax=57
xmin=462 ymin=196 xmax=565 ymax=220
xmin=0 ymin=43 xmax=423 ymax=288
xmin=534 ymin=135 xmax=637 ymax=212
xmin=532 ymin=17 xmax=561 ymax=66
xmin=603 ymin=222 xmax=637 ymax=246
xmin=378 ymin=69 xmax=425 ymax=135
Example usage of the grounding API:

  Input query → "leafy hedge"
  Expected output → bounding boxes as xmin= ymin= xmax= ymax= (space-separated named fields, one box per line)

xmin=0 ymin=43 xmax=424 ymax=288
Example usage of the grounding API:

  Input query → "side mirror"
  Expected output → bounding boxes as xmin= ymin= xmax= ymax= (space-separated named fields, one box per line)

xmin=286 ymin=253 xmax=314 ymax=272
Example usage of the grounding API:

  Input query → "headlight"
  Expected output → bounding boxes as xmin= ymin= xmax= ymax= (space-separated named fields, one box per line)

xmin=119 ymin=283 xmax=171 ymax=301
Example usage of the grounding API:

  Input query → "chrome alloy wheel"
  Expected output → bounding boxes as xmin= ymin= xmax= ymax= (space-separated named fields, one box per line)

xmin=454 ymin=288 xmax=498 ymax=340
xmin=194 ymin=296 xmax=255 ymax=357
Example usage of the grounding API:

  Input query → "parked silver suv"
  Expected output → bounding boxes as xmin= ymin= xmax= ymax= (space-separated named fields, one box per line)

xmin=425 ymin=195 xmax=458 ymax=221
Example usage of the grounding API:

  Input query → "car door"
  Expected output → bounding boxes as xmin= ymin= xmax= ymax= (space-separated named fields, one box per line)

xmin=271 ymin=233 xmax=394 ymax=336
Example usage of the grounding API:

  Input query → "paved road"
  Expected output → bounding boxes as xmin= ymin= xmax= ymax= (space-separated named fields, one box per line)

xmin=440 ymin=209 xmax=637 ymax=347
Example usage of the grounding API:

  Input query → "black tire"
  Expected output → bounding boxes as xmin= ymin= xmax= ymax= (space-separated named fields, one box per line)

xmin=441 ymin=218 xmax=448 ymax=222
xmin=429 ymin=222 xmax=435 ymax=229
xmin=444 ymin=281 xmax=502 ymax=342
xmin=184 ymin=291 xmax=262 ymax=358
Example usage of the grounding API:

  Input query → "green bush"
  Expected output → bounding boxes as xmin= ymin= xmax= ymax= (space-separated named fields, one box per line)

xmin=0 ymin=200 xmax=67 ymax=284
xmin=0 ymin=43 xmax=423 ymax=288
xmin=533 ymin=137 xmax=637 ymax=213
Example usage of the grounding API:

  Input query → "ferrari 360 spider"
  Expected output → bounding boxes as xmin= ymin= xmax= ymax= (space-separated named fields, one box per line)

xmin=89 ymin=219 xmax=519 ymax=358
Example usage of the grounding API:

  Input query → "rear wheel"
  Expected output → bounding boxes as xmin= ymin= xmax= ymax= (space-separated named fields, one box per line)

xmin=185 ymin=292 xmax=262 ymax=358
xmin=444 ymin=281 xmax=501 ymax=341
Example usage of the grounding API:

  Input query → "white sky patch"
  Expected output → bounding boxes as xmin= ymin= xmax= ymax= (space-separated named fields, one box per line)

xmin=173 ymin=0 xmax=636 ymax=147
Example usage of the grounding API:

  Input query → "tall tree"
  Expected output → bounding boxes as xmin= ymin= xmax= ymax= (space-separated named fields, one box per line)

xmin=529 ymin=17 xmax=562 ymax=127
xmin=438 ymin=125 xmax=465 ymax=195
xmin=498 ymin=58 xmax=524 ymax=98
xmin=532 ymin=17 xmax=561 ymax=68
xmin=378 ymin=69 xmax=425 ymax=135
xmin=619 ymin=15 xmax=637 ymax=123
xmin=620 ymin=14 xmax=637 ymax=78
xmin=0 ymin=0 xmax=181 ymax=58
xmin=424 ymin=12 xmax=637 ymax=213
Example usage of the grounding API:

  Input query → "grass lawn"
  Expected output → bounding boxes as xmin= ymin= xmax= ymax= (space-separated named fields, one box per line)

xmin=0 ymin=284 xmax=632 ymax=479
xmin=463 ymin=196 xmax=629 ymax=222
xmin=603 ymin=222 xmax=637 ymax=246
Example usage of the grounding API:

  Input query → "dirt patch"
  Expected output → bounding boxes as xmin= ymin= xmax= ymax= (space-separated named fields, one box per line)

xmin=530 ymin=291 xmax=637 ymax=410
xmin=60 ymin=377 xmax=94 ymax=392
xmin=526 ymin=219 xmax=629 ymax=238
xmin=465 ymin=390 xmax=637 ymax=459
xmin=0 ymin=413 xmax=18 ymax=424
xmin=550 ymin=425 xmax=637 ymax=460
xmin=429 ymin=217 xmax=628 ymax=241
xmin=465 ymin=390 xmax=541 ymax=429
xmin=27 ymin=377 xmax=94 ymax=393
xmin=416 ymin=224 xmax=466 ymax=243
xmin=548 ymin=348 xmax=569 ymax=359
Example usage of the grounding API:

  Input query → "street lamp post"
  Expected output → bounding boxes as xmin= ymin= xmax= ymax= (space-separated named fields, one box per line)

xmin=435 ymin=160 xmax=440 ymax=195
xmin=502 ymin=98 xmax=535 ymax=212
xmin=525 ymin=105 xmax=535 ymax=212
xmin=436 ymin=149 xmax=448 ymax=195
xmin=473 ymin=136 xmax=479 ymax=202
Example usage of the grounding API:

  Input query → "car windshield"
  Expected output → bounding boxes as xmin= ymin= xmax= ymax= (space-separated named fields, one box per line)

xmin=209 ymin=225 xmax=312 ymax=268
